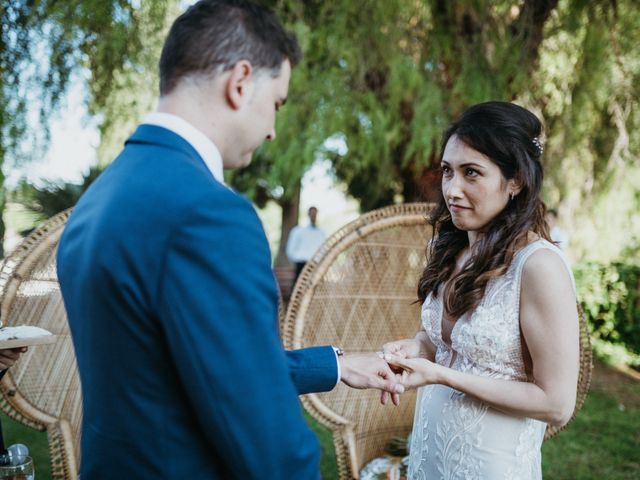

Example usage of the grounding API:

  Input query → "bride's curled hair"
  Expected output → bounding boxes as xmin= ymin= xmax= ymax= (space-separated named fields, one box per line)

xmin=418 ymin=101 xmax=550 ymax=318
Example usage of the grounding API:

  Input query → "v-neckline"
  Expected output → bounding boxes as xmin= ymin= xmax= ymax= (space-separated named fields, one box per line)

xmin=436 ymin=249 xmax=470 ymax=350
xmin=432 ymin=291 xmax=461 ymax=369
xmin=436 ymin=293 xmax=460 ymax=348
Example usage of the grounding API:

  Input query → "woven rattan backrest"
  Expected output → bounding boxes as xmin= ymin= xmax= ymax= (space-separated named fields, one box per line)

xmin=282 ymin=203 xmax=434 ymax=479
xmin=545 ymin=303 xmax=592 ymax=440
xmin=0 ymin=209 xmax=79 ymax=480
xmin=282 ymin=202 xmax=592 ymax=478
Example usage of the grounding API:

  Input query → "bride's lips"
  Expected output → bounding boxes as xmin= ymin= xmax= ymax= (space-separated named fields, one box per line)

xmin=449 ymin=204 xmax=470 ymax=213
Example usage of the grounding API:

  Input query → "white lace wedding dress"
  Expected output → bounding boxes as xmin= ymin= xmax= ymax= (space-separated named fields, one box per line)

xmin=408 ymin=240 xmax=574 ymax=480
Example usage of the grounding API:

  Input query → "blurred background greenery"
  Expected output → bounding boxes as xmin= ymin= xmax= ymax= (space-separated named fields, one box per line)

xmin=1 ymin=0 xmax=639 ymax=478
xmin=3 ymin=0 xmax=640 ymax=264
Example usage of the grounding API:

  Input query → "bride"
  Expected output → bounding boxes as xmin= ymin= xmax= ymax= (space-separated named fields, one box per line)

xmin=383 ymin=101 xmax=579 ymax=479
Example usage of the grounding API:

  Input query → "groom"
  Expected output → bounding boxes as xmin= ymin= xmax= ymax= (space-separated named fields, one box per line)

xmin=57 ymin=1 xmax=403 ymax=478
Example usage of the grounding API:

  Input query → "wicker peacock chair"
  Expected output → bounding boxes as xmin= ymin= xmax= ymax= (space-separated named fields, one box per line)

xmin=281 ymin=202 xmax=592 ymax=479
xmin=0 ymin=209 xmax=79 ymax=480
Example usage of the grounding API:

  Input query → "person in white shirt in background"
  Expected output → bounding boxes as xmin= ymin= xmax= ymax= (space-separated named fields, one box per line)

xmin=546 ymin=209 xmax=570 ymax=251
xmin=286 ymin=206 xmax=327 ymax=281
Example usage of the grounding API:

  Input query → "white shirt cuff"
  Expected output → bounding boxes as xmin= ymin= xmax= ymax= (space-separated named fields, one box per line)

xmin=332 ymin=346 xmax=342 ymax=388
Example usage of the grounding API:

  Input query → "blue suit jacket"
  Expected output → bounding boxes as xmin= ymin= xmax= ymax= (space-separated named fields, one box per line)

xmin=57 ymin=125 xmax=337 ymax=479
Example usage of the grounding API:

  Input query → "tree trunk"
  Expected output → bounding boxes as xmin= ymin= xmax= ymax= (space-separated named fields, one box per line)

xmin=514 ymin=0 xmax=560 ymax=69
xmin=274 ymin=185 xmax=300 ymax=268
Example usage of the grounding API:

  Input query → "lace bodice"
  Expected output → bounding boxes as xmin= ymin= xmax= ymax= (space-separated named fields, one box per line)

xmin=421 ymin=239 xmax=573 ymax=381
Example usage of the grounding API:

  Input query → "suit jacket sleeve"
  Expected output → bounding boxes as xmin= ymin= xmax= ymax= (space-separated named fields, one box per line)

xmin=157 ymin=190 xmax=321 ymax=479
xmin=286 ymin=347 xmax=338 ymax=395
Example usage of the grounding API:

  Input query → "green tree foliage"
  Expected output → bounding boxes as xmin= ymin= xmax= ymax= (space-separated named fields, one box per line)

xmin=95 ymin=2 xmax=182 ymax=167
xmin=6 ymin=1 xmax=638 ymax=265
xmin=0 ymin=0 xmax=169 ymax=255
xmin=575 ymin=259 xmax=640 ymax=367
xmin=267 ymin=0 xmax=561 ymax=212
xmin=247 ymin=0 xmax=638 ymax=261
xmin=10 ymin=165 xmax=105 ymax=231
xmin=535 ymin=0 xmax=640 ymax=261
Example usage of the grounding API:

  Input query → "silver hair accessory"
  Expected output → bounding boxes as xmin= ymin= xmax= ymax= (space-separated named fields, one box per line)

xmin=532 ymin=137 xmax=544 ymax=156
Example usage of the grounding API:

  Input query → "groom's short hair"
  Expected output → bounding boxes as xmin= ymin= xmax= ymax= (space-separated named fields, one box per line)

xmin=159 ymin=0 xmax=302 ymax=95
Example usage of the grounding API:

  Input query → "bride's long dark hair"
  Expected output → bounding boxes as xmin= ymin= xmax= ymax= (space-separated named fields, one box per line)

xmin=418 ymin=101 xmax=551 ymax=318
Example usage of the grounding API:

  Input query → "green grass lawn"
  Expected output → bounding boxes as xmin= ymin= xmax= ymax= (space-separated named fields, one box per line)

xmin=540 ymin=362 xmax=640 ymax=479
xmin=541 ymin=390 xmax=640 ymax=479
xmin=0 ymin=360 xmax=636 ymax=480
xmin=0 ymin=412 xmax=51 ymax=479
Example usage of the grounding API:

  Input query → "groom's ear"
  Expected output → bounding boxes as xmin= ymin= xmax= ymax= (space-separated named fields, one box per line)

xmin=225 ymin=60 xmax=254 ymax=110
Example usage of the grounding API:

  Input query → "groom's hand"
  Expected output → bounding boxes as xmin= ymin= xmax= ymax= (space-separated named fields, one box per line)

xmin=339 ymin=352 xmax=405 ymax=405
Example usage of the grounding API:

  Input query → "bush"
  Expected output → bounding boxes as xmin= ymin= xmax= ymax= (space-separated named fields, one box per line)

xmin=574 ymin=261 xmax=640 ymax=365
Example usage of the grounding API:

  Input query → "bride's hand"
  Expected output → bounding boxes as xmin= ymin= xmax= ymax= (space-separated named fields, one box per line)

xmin=382 ymin=338 xmax=423 ymax=360
xmin=380 ymin=333 xmax=436 ymax=405
xmin=380 ymin=338 xmax=420 ymax=406
xmin=382 ymin=331 xmax=434 ymax=361
xmin=383 ymin=353 xmax=442 ymax=390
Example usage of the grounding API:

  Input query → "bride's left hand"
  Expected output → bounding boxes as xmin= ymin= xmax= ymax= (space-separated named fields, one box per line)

xmin=383 ymin=353 xmax=443 ymax=390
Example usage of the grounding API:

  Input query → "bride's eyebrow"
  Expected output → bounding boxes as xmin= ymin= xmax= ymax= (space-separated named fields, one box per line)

xmin=441 ymin=160 xmax=485 ymax=170
xmin=459 ymin=162 xmax=485 ymax=170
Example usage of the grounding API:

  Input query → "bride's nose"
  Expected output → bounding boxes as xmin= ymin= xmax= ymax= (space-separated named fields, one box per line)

xmin=445 ymin=174 xmax=464 ymax=201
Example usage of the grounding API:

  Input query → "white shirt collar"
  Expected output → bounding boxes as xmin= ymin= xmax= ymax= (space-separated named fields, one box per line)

xmin=143 ymin=112 xmax=224 ymax=184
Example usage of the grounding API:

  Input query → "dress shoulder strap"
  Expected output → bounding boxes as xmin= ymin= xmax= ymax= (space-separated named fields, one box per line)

xmin=511 ymin=239 xmax=576 ymax=295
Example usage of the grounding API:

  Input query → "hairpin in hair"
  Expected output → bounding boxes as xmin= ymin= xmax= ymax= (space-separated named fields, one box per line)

xmin=532 ymin=137 xmax=544 ymax=156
